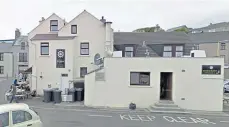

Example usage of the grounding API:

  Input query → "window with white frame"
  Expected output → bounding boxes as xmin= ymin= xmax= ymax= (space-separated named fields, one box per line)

xmin=21 ymin=42 xmax=25 ymax=50
xmin=0 ymin=53 xmax=3 ymax=61
xmin=130 ymin=72 xmax=150 ymax=86
xmin=175 ymin=46 xmax=183 ymax=57
xmin=163 ymin=46 xmax=172 ymax=57
xmin=125 ymin=47 xmax=134 ymax=57
xmin=80 ymin=67 xmax=87 ymax=78
xmin=19 ymin=53 xmax=27 ymax=62
xmin=40 ymin=42 xmax=49 ymax=55
xmin=80 ymin=43 xmax=89 ymax=55
xmin=50 ymin=20 xmax=58 ymax=31
xmin=0 ymin=66 xmax=4 ymax=74
xmin=71 ymin=25 xmax=77 ymax=34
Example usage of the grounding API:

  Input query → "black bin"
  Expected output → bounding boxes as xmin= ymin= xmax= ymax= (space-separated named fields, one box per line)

xmin=75 ymin=88 xmax=83 ymax=101
xmin=68 ymin=88 xmax=76 ymax=102
xmin=43 ymin=89 xmax=52 ymax=103
xmin=51 ymin=88 xmax=59 ymax=101
xmin=53 ymin=90 xmax=62 ymax=103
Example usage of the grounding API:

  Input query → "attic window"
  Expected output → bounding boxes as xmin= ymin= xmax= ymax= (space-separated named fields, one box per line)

xmin=21 ymin=42 xmax=25 ymax=50
xmin=71 ymin=25 xmax=77 ymax=34
xmin=50 ymin=20 xmax=58 ymax=31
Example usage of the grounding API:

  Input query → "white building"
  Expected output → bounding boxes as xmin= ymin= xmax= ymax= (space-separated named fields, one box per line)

xmin=28 ymin=10 xmax=113 ymax=95
xmin=85 ymin=57 xmax=224 ymax=111
xmin=28 ymin=10 xmax=224 ymax=111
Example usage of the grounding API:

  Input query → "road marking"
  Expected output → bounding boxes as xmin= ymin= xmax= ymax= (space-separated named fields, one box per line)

xmin=88 ymin=114 xmax=112 ymax=117
xmin=120 ymin=114 xmax=155 ymax=122
xmin=220 ymin=121 xmax=229 ymax=123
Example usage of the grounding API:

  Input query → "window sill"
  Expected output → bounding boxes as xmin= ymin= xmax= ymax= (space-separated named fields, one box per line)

xmin=79 ymin=55 xmax=90 ymax=57
xmin=39 ymin=55 xmax=50 ymax=57
xmin=128 ymin=85 xmax=152 ymax=88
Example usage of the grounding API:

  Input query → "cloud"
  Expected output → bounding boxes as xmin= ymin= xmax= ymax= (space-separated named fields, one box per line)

xmin=0 ymin=0 xmax=229 ymax=39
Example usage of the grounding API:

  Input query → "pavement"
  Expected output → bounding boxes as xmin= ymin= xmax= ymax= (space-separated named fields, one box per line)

xmin=1 ymin=79 xmax=229 ymax=127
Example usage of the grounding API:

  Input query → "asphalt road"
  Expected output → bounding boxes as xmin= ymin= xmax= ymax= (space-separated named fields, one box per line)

xmin=1 ymin=79 xmax=229 ymax=127
xmin=34 ymin=107 xmax=229 ymax=127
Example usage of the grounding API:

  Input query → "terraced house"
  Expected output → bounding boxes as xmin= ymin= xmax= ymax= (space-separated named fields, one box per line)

xmin=0 ymin=29 xmax=29 ymax=78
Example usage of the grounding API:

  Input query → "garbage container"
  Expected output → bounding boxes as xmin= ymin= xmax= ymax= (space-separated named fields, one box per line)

xmin=75 ymin=88 xmax=83 ymax=101
xmin=68 ymin=88 xmax=76 ymax=102
xmin=51 ymin=88 xmax=59 ymax=101
xmin=43 ymin=89 xmax=52 ymax=103
xmin=53 ymin=90 xmax=62 ymax=103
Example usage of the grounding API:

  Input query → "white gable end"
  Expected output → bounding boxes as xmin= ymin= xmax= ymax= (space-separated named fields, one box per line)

xmin=28 ymin=13 xmax=65 ymax=40
xmin=58 ymin=10 xmax=105 ymax=37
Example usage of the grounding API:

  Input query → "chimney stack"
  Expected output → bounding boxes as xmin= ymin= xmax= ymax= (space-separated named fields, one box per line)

xmin=39 ymin=17 xmax=45 ymax=24
xmin=15 ymin=28 xmax=21 ymax=40
xmin=100 ymin=16 xmax=106 ymax=23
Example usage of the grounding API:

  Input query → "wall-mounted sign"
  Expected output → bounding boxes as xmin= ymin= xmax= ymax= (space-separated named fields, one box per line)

xmin=56 ymin=49 xmax=65 ymax=68
xmin=202 ymin=65 xmax=221 ymax=75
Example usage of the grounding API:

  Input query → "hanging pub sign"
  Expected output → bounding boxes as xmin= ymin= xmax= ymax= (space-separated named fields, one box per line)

xmin=56 ymin=49 xmax=65 ymax=68
xmin=202 ymin=65 xmax=221 ymax=75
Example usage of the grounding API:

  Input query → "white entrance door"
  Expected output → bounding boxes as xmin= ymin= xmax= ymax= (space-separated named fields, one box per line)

xmin=61 ymin=74 xmax=69 ymax=95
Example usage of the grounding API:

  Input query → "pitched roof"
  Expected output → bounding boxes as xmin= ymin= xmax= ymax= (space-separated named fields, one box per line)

xmin=0 ymin=43 xmax=13 ymax=52
xmin=114 ymin=32 xmax=192 ymax=45
xmin=189 ymin=31 xmax=229 ymax=43
xmin=13 ymin=36 xmax=28 ymax=45
xmin=30 ymin=34 xmax=76 ymax=41
xmin=28 ymin=13 xmax=65 ymax=34
xmin=192 ymin=22 xmax=229 ymax=31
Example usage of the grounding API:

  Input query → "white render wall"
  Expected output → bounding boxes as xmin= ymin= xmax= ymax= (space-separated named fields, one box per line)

xmin=31 ymin=39 xmax=74 ymax=95
xmin=85 ymin=57 xmax=224 ymax=111
xmin=58 ymin=11 xmax=107 ymax=79
xmin=0 ymin=53 xmax=13 ymax=78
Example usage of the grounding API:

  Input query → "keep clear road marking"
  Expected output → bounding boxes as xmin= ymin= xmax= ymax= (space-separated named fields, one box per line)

xmin=120 ymin=114 xmax=216 ymax=124
xmin=88 ymin=114 xmax=113 ymax=118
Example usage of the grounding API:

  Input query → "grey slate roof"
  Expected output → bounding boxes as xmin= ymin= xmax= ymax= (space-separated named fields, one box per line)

xmin=114 ymin=32 xmax=192 ymax=45
xmin=189 ymin=31 xmax=229 ymax=43
xmin=31 ymin=34 xmax=76 ymax=41
xmin=114 ymin=31 xmax=229 ymax=45
xmin=0 ymin=43 xmax=13 ymax=52
xmin=13 ymin=36 xmax=28 ymax=45
xmin=192 ymin=22 xmax=229 ymax=31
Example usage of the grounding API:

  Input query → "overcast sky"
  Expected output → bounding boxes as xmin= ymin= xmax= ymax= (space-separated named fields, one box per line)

xmin=1 ymin=0 xmax=229 ymax=39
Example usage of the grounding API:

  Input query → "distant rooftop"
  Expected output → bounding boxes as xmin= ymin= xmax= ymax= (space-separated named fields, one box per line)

xmin=0 ymin=39 xmax=15 ymax=43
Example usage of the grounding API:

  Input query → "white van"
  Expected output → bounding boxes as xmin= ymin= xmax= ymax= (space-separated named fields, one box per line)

xmin=0 ymin=103 xmax=42 ymax=127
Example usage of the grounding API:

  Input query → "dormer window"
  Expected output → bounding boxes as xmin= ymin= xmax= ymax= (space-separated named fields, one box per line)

xmin=50 ymin=20 xmax=58 ymax=31
xmin=71 ymin=25 xmax=77 ymax=34
xmin=21 ymin=42 xmax=25 ymax=50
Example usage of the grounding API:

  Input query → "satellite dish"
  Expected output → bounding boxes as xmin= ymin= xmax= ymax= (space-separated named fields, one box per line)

xmin=94 ymin=53 xmax=101 ymax=65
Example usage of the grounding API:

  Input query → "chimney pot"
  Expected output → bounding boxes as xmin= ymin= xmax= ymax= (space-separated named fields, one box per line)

xmin=15 ymin=28 xmax=21 ymax=40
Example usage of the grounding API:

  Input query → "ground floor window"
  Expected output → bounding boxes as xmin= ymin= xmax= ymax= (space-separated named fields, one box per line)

xmin=0 ymin=66 xmax=4 ymax=74
xmin=80 ymin=67 xmax=87 ymax=78
xmin=130 ymin=72 xmax=150 ymax=86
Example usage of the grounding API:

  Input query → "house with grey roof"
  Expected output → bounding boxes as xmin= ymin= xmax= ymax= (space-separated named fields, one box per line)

xmin=113 ymin=31 xmax=229 ymax=64
xmin=192 ymin=22 xmax=229 ymax=33
xmin=0 ymin=29 xmax=29 ymax=78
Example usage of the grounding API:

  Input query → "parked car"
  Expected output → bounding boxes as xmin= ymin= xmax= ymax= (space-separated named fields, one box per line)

xmin=224 ymin=80 xmax=229 ymax=93
xmin=0 ymin=103 xmax=42 ymax=127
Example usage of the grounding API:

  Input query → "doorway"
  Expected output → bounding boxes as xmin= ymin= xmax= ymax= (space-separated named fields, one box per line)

xmin=61 ymin=73 xmax=69 ymax=95
xmin=160 ymin=72 xmax=173 ymax=100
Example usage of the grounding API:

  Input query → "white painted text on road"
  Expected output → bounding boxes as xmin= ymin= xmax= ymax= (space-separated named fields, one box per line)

xmin=120 ymin=114 xmax=155 ymax=121
xmin=120 ymin=114 xmax=216 ymax=124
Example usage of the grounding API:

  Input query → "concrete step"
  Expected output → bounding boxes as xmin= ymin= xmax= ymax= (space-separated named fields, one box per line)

xmin=154 ymin=103 xmax=178 ymax=108
xmin=158 ymin=100 xmax=174 ymax=104
xmin=150 ymin=106 xmax=183 ymax=111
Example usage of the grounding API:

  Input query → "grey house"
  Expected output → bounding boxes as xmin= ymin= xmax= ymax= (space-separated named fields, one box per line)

xmin=192 ymin=22 xmax=229 ymax=33
xmin=114 ymin=32 xmax=192 ymax=58
xmin=0 ymin=29 xmax=29 ymax=78
xmin=113 ymin=31 xmax=229 ymax=61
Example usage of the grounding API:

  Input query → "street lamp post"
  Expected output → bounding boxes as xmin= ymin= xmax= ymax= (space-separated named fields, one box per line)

xmin=217 ymin=40 xmax=229 ymax=57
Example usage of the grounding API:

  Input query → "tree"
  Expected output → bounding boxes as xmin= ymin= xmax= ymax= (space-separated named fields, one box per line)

xmin=133 ymin=24 xmax=164 ymax=32
xmin=174 ymin=27 xmax=189 ymax=33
